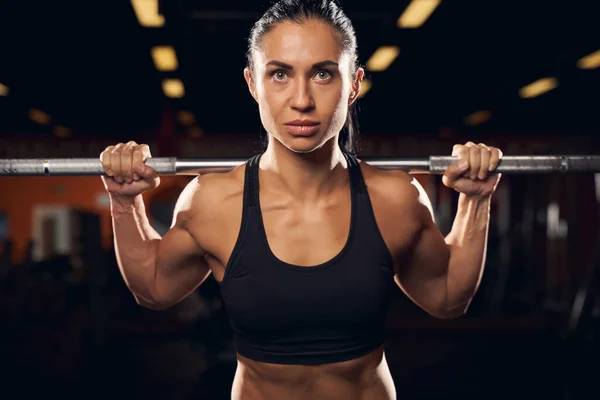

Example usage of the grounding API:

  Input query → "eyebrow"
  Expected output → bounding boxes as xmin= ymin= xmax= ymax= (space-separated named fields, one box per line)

xmin=265 ymin=60 xmax=339 ymax=70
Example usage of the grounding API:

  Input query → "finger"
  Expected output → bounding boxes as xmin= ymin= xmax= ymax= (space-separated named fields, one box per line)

xmin=443 ymin=160 xmax=470 ymax=184
xmin=452 ymin=144 xmax=462 ymax=157
xmin=100 ymin=146 xmax=115 ymax=177
xmin=120 ymin=144 xmax=134 ymax=183
xmin=489 ymin=148 xmax=502 ymax=171
xmin=111 ymin=144 xmax=124 ymax=183
xmin=478 ymin=144 xmax=490 ymax=180
xmin=133 ymin=144 xmax=153 ymax=177
xmin=127 ymin=140 xmax=138 ymax=176
xmin=457 ymin=146 xmax=471 ymax=177
xmin=467 ymin=144 xmax=480 ymax=180
xmin=132 ymin=144 xmax=150 ymax=180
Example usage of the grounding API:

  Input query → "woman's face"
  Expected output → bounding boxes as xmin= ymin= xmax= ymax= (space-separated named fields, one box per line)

xmin=244 ymin=19 xmax=363 ymax=154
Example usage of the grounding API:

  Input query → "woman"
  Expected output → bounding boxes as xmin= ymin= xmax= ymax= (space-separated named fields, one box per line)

xmin=100 ymin=0 xmax=502 ymax=398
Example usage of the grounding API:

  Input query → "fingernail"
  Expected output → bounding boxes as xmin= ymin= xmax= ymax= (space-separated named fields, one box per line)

xmin=488 ymin=163 xmax=496 ymax=171
xmin=459 ymin=160 xmax=469 ymax=170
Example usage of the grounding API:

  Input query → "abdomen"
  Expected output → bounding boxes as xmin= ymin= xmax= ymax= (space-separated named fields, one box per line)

xmin=230 ymin=346 xmax=397 ymax=400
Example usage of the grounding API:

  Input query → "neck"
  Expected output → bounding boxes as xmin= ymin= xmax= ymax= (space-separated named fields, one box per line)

xmin=260 ymin=137 xmax=348 ymax=201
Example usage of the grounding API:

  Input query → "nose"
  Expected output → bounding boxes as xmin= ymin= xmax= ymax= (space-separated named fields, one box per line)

xmin=290 ymin=77 xmax=315 ymax=112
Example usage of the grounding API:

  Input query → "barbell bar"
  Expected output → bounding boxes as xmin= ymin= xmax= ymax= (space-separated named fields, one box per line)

xmin=0 ymin=155 xmax=599 ymax=176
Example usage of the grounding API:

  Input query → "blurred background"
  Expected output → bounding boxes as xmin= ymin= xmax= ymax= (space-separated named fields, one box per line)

xmin=0 ymin=0 xmax=599 ymax=399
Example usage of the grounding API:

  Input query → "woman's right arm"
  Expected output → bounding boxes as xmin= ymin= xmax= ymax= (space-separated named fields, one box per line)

xmin=102 ymin=141 xmax=211 ymax=310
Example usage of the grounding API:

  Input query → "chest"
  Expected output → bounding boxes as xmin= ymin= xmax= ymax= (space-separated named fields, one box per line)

xmin=260 ymin=189 xmax=352 ymax=267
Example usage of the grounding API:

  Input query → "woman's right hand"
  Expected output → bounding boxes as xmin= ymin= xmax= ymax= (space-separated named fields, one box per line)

xmin=100 ymin=141 xmax=160 ymax=198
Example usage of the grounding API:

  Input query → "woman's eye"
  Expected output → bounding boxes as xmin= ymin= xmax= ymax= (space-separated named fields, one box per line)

xmin=316 ymin=69 xmax=333 ymax=80
xmin=271 ymin=70 xmax=287 ymax=81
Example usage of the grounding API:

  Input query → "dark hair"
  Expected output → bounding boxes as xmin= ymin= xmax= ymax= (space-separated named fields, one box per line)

xmin=246 ymin=0 xmax=361 ymax=154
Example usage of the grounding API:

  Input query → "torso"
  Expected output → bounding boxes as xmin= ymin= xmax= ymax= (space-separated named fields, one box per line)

xmin=187 ymin=158 xmax=421 ymax=399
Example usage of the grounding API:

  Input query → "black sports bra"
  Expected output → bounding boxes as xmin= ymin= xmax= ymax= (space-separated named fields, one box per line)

xmin=219 ymin=153 xmax=395 ymax=364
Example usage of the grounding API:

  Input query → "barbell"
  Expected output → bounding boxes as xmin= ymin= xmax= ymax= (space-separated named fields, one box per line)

xmin=0 ymin=155 xmax=599 ymax=176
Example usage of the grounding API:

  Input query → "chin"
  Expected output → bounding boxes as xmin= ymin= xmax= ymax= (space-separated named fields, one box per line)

xmin=282 ymin=136 xmax=327 ymax=154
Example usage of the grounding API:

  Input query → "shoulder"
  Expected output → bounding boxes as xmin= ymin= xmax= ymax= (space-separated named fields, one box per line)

xmin=172 ymin=162 xmax=246 ymax=225
xmin=358 ymin=159 xmax=435 ymax=223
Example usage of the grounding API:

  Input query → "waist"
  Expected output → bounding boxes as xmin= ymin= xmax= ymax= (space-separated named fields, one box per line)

xmin=233 ymin=345 xmax=396 ymax=400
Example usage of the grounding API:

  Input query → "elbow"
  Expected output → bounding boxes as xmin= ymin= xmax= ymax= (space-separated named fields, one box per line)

xmin=433 ymin=308 xmax=467 ymax=320
xmin=133 ymin=293 xmax=176 ymax=311
xmin=430 ymin=301 xmax=470 ymax=320
xmin=130 ymin=282 xmax=175 ymax=311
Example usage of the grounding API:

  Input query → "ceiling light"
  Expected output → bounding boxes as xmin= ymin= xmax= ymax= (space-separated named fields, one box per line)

xmin=518 ymin=77 xmax=559 ymax=99
xmin=464 ymin=110 xmax=491 ymax=126
xmin=397 ymin=0 xmax=441 ymax=28
xmin=0 ymin=83 xmax=9 ymax=96
xmin=151 ymin=46 xmax=178 ymax=71
xmin=366 ymin=46 xmax=400 ymax=72
xmin=187 ymin=126 xmax=204 ymax=138
xmin=29 ymin=109 xmax=51 ymax=125
xmin=131 ymin=0 xmax=165 ymax=27
xmin=178 ymin=110 xmax=196 ymax=126
xmin=53 ymin=126 xmax=71 ymax=138
xmin=577 ymin=50 xmax=600 ymax=70
xmin=162 ymin=79 xmax=185 ymax=98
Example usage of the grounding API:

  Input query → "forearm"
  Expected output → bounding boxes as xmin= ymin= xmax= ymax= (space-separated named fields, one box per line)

xmin=110 ymin=194 xmax=162 ymax=303
xmin=444 ymin=193 xmax=491 ymax=312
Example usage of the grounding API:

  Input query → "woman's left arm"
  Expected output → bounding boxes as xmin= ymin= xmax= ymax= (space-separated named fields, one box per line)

xmin=441 ymin=192 xmax=492 ymax=317
xmin=395 ymin=142 xmax=502 ymax=319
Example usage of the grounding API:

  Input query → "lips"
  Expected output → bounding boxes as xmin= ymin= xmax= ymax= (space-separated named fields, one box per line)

xmin=285 ymin=124 xmax=320 ymax=136
xmin=284 ymin=120 xmax=320 ymax=137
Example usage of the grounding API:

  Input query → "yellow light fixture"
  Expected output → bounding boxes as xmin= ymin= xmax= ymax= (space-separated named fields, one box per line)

xmin=53 ymin=125 xmax=71 ymax=138
xmin=151 ymin=46 xmax=178 ymax=71
xmin=464 ymin=110 xmax=492 ymax=126
xmin=187 ymin=126 xmax=204 ymax=138
xmin=359 ymin=79 xmax=372 ymax=98
xmin=162 ymin=79 xmax=185 ymax=98
xmin=366 ymin=46 xmax=400 ymax=72
xmin=0 ymin=83 xmax=9 ymax=96
xmin=518 ymin=77 xmax=559 ymax=99
xmin=397 ymin=0 xmax=441 ymax=28
xmin=131 ymin=0 xmax=165 ymax=27
xmin=178 ymin=110 xmax=196 ymax=126
xmin=29 ymin=108 xmax=51 ymax=125
xmin=577 ymin=50 xmax=600 ymax=70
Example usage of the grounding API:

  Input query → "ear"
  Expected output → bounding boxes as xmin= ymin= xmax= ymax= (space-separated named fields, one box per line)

xmin=244 ymin=67 xmax=258 ymax=102
xmin=348 ymin=67 xmax=365 ymax=106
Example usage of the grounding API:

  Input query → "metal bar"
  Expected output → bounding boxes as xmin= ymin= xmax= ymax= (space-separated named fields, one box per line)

xmin=0 ymin=155 xmax=599 ymax=176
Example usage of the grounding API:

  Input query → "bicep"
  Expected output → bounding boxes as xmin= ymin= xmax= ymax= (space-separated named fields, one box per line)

xmin=152 ymin=181 xmax=212 ymax=307
xmin=395 ymin=179 xmax=450 ymax=317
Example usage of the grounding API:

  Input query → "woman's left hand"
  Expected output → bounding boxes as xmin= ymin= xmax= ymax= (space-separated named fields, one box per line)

xmin=442 ymin=141 xmax=503 ymax=197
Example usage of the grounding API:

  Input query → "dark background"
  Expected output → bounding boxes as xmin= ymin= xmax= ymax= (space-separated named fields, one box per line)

xmin=0 ymin=1 xmax=599 ymax=399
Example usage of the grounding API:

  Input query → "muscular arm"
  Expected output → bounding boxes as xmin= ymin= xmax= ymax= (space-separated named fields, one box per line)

xmin=395 ymin=180 xmax=491 ymax=319
xmin=111 ymin=177 xmax=211 ymax=310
